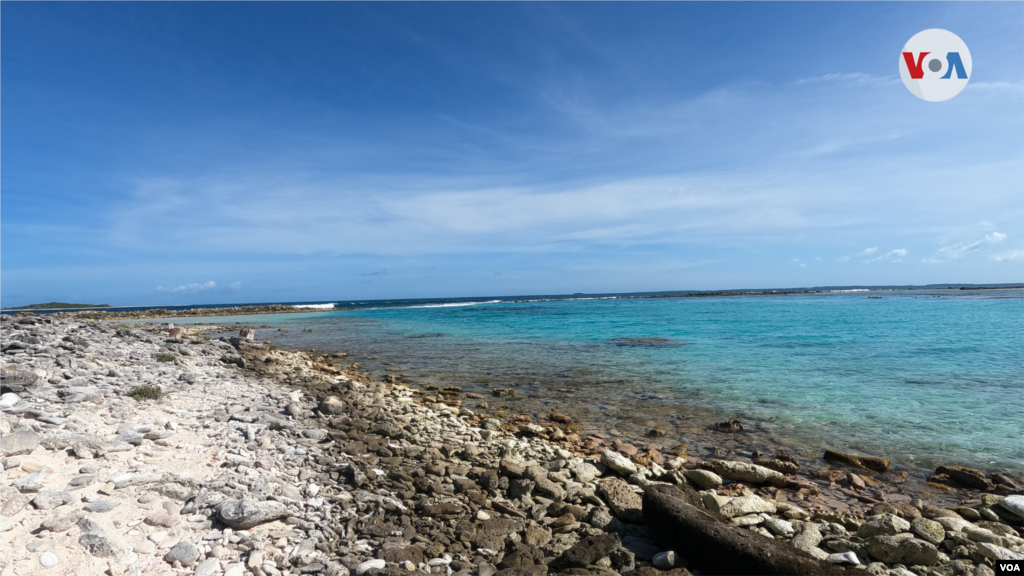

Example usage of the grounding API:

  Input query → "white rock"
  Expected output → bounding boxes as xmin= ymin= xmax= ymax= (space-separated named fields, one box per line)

xmin=0 ymin=393 xmax=21 ymax=409
xmin=684 ymin=469 xmax=723 ymax=489
xmin=998 ymin=495 xmax=1024 ymax=520
xmin=763 ymin=517 xmax=795 ymax=538
xmin=148 ymin=531 xmax=168 ymax=543
xmin=718 ymin=495 xmax=776 ymax=519
xmin=600 ymin=450 xmax=637 ymax=476
xmin=356 ymin=559 xmax=386 ymax=575
xmin=826 ymin=551 xmax=859 ymax=564
xmin=977 ymin=542 xmax=1024 ymax=561
xmin=400 ymin=560 xmax=416 ymax=571
xmin=39 ymin=551 xmax=59 ymax=567
xmin=652 ymin=551 xmax=677 ymax=569
xmin=934 ymin=516 xmax=974 ymax=532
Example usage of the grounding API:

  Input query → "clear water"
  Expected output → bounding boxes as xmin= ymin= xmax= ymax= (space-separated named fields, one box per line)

xmin=157 ymin=289 xmax=1024 ymax=474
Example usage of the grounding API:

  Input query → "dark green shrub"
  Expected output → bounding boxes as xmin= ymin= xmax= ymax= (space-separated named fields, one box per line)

xmin=155 ymin=353 xmax=176 ymax=363
xmin=127 ymin=386 xmax=163 ymax=401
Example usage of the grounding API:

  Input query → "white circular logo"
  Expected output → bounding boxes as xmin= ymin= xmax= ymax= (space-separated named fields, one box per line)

xmin=899 ymin=29 xmax=972 ymax=102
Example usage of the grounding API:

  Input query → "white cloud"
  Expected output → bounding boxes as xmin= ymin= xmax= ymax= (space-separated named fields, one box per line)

xmin=156 ymin=281 xmax=217 ymax=294
xmin=790 ymin=72 xmax=901 ymax=87
xmin=992 ymin=249 xmax=1024 ymax=263
xmin=837 ymin=255 xmax=850 ymax=263
xmin=922 ymin=232 xmax=1007 ymax=264
xmin=860 ymin=247 xmax=878 ymax=256
xmin=866 ymin=249 xmax=907 ymax=263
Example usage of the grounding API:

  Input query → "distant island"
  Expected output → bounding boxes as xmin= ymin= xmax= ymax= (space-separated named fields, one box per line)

xmin=2 ymin=302 xmax=111 ymax=310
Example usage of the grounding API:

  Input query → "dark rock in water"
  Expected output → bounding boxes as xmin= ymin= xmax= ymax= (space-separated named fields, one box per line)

xmin=608 ymin=338 xmax=687 ymax=348
xmin=714 ymin=419 xmax=743 ymax=432
xmin=991 ymin=472 xmax=1019 ymax=489
xmin=936 ymin=465 xmax=993 ymax=490
xmin=823 ymin=449 xmax=890 ymax=472
xmin=642 ymin=484 xmax=851 ymax=576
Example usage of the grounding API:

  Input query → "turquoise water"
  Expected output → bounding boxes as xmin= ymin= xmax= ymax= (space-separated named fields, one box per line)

xmin=166 ymin=289 xmax=1024 ymax=474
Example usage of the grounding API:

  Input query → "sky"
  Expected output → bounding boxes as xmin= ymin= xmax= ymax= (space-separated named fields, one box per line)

xmin=2 ymin=2 xmax=1022 ymax=307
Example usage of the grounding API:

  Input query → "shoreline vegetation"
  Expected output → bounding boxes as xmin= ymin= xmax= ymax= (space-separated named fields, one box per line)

xmin=1 ymin=311 xmax=1022 ymax=575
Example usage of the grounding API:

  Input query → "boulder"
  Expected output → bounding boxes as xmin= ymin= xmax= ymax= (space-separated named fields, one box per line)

xmin=553 ymin=533 xmax=621 ymax=569
xmin=857 ymin=514 xmax=911 ymax=538
xmin=718 ymin=495 xmax=776 ymax=519
xmin=910 ymin=517 xmax=945 ymax=545
xmin=2 ymin=430 xmax=39 ymax=456
xmin=866 ymin=535 xmax=940 ymax=565
xmin=642 ymin=484 xmax=850 ymax=576
xmin=597 ymin=477 xmax=644 ymax=525
xmin=823 ymin=450 xmax=890 ymax=473
xmin=710 ymin=461 xmax=785 ymax=486
xmin=601 ymin=450 xmax=637 ymax=476
xmin=936 ymin=465 xmax=993 ymax=491
xmin=997 ymin=495 xmax=1024 ymax=520
xmin=217 ymin=498 xmax=289 ymax=529
xmin=683 ymin=469 xmax=722 ymax=490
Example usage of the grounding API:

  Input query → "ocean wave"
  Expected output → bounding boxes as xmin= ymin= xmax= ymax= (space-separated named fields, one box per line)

xmin=406 ymin=300 xmax=502 ymax=309
xmin=291 ymin=303 xmax=336 ymax=309
xmin=828 ymin=289 xmax=870 ymax=293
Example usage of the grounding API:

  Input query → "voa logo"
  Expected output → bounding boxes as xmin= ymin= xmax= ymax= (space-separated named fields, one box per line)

xmin=899 ymin=29 xmax=972 ymax=102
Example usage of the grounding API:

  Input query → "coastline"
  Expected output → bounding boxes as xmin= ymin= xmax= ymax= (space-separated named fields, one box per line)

xmin=2 ymin=314 xmax=1022 ymax=576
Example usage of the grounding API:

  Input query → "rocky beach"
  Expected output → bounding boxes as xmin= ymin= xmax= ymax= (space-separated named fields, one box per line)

xmin=2 ymin=312 xmax=1023 ymax=576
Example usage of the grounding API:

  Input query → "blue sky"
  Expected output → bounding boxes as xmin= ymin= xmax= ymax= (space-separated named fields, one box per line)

xmin=2 ymin=2 xmax=1022 ymax=307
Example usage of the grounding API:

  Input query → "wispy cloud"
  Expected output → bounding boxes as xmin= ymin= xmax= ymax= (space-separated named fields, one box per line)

xmin=922 ymin=232 xmax=1007 ymax=264
xmin=860 ymin=247 xmax=878 ymax=256
xmin=866 ymin=249 xmax=907 ymax=264
xmin=991 ymin=249 xmax=1024 ymax=263
xmin=156 ymin=281 xmax=217 ymax=294
xmin=790 ymin=72 xmax=901 ymax=87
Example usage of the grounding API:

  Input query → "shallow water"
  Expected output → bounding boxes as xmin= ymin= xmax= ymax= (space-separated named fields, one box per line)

xmin=154 ymin=288 xmax=1024 ymax=475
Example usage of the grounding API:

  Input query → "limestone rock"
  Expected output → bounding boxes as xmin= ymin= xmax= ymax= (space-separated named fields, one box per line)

xmin=683 ymin=469 xmax=722 ymax=490
xmin=718 ymin=495 xmax=776 ymax=519
xmin=217 ymin=498 xmax=289 ymax=529
xmin=2 ymin=430 xmax=39 ymax=456
xmin=866 ymin=535 xmax=939 ymax=565
xmin=596 ymin=477 xmax=643 ymax=525
xmin=710 ymin=461 xmax=785 ymax=486
xmin=600 ymin=450 xmax=637 ymax=476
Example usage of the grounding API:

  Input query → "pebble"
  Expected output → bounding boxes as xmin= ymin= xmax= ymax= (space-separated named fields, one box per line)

xmin=39 ymin=551 xmax=59 ymax=567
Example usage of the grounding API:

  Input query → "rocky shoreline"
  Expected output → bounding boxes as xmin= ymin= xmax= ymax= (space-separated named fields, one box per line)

xmin=2 ymin=314 xmax=1023 ymax=576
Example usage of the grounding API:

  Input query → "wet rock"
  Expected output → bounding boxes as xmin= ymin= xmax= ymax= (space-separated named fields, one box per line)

xmin=600 ymin=450 xmax=637 ymax=476
xmin=823 ymin=450 xmax=890 ymax=473
xmin=710 ymin=461 xmax=785 ymax=487
xmin=217 ymin=498 xmax=289 ymax=529
xmin=596 ymin=477 xmax=644 ymax=525
xmin=936 ymin=465 xmax=993 ymax=491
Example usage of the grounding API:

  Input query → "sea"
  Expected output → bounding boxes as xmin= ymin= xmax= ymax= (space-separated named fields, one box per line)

xmin=51 ymin=287 xmax=1024 ymax=476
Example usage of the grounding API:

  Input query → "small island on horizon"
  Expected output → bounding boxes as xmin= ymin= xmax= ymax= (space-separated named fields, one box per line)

xmin=1 ymin=302 xmax=111 ymax=311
